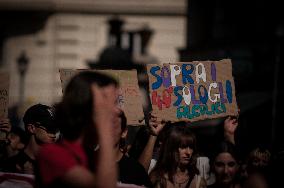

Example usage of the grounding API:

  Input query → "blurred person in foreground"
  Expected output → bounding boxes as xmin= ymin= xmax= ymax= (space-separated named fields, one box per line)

xmin=36 ymin=71 xmax=119 ymax=188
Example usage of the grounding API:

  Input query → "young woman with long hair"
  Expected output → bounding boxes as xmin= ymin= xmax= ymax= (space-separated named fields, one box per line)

xmin=150 ymin=122 xmax=206 ymax=188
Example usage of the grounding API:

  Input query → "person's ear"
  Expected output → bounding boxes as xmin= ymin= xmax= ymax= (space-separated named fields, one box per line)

xmin=26 ymin=124 xmax=36 ymax=134
xmin=121 ymin=129 xmax=128 ymax=139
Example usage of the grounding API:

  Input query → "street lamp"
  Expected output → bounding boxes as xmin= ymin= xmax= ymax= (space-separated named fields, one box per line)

xmin=17 ymin=51 xmax=29 ymax=77
xmin=17 ymin=51 xmax=29 ymax=108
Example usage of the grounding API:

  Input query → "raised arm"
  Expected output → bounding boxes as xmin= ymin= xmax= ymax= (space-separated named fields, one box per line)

xmin=0 ymin=118 xmax=11 ymax=142
xmin=92 ymin=84 xmax=118 ymax=188
xmin=0 ymin=118 xmax=11 ymax=132
xmin=138 ymin=112 xmax=165 ymax=171
xmin=55 ymin=85 xmax=118 ymax=188
xmin=223 ymin=115 xmax=238 ymax=145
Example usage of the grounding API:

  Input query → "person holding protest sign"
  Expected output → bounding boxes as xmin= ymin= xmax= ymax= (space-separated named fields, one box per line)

xmin=137 ymin=111 xmax=166 ymax=174
xmin=149 ymin=122 xmax=206 ymax=188
xmin=194 ymin=115 xmax=240 ymax=187
xmin=0 ymin=118 xmax=11 ymax=150
xmin=0 ymin=118 xmax=12 ymax=166
xmin=36 ymin=71 xmax=119 ymax=188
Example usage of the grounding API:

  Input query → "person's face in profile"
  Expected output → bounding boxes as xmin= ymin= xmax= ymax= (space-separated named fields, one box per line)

xmin=214 ymin=152 xmax=239 ymax=185
xmin=34 ymin=123 xmax=57 ymax=144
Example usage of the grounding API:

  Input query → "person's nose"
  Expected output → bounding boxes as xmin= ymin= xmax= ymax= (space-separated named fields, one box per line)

xmin=49 ymin=134 xmax=56 ymax=141
xmin=185 ymin=147 xmax=191 ymax=155
xmin=224 ymin=165 xmax=229 ymax=174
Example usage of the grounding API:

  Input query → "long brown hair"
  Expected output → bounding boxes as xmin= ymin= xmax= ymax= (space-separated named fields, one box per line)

xmin=151 ymin=122 xmax=199 ymax=187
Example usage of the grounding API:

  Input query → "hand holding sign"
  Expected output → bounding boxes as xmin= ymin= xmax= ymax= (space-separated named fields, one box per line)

xmin=148 ymin=112 xmax=166 ymax=136
xmin=0 ymin=118 xmax=11 ymax=133
xmin=0 ymin=118 xmax=11 ymax=141
xmin=223 ymin=113 xmax=239 ymax=144
xmin=224 ymin=116 xmax=238 ymax=135
xmin=0 ymin=72 xmax=9 ymax=119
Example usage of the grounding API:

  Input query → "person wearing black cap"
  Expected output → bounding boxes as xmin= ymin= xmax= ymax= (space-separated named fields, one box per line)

xmin=2 ymin=103 xmax=58 ymax=174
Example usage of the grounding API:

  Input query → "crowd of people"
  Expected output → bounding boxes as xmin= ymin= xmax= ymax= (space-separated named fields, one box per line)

xmin=0 ymin=70 xmax=280 ymax=188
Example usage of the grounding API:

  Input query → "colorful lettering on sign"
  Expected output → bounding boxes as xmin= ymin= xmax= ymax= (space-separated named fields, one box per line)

xmin=149 ymin=62 xmax=234 ymax=120
xmin=176 ymin=102 xmax=226 ymax=119
xmin=167 ymin=82 xmax=230 ymax=107
xmin=152 ymin=87 xmax=173 ymax=110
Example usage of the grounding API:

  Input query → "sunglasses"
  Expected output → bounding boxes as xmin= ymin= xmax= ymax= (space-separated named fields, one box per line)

xmin=34 ymin=123 xmax=58 ymax=134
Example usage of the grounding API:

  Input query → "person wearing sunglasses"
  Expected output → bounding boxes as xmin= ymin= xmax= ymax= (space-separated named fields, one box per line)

xmin=2 ymin=103 xmax=58 ymax=174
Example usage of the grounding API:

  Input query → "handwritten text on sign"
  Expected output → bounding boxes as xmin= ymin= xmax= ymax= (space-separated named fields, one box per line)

xmin=147 ymin=59 xmax=238 ymax=122
xmin=0 ymin=72 xmax=9 ymax=118
xmin=59 ymin=69 xmax=144 ymax=125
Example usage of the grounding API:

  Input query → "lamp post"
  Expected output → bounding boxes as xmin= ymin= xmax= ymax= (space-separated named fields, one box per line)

xmin=17 ymin=51 xmax=29 ymax=108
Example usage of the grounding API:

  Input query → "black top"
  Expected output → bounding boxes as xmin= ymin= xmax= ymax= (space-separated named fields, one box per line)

xmin=118 ymin=155 xmax=152 ymax=188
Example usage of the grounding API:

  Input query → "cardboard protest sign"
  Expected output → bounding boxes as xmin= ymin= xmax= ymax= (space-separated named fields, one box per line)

xmin=58 ymin=69 xmax=76 ymax=93
xmin=59 ymin=69 xmax=145 ymax=125
xmin=147 ymin=59 xmax=238 ymax=122
xmin=0 ymin=72 xmax=9 ymax=118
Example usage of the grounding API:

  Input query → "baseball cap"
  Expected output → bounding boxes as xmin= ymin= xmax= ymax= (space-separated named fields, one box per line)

xmin=23 ymin=104 xmax=57 ymax=134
